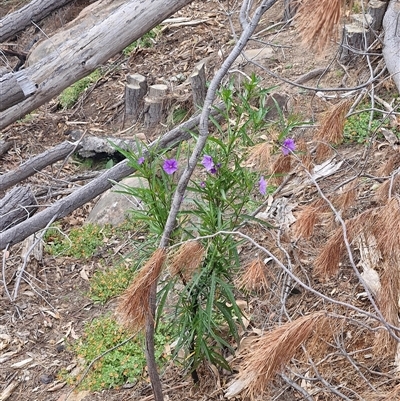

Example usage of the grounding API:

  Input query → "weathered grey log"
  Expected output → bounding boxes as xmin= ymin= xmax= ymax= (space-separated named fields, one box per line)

xmin=0 ymin=186 xmax=38 ymax=232
xmin=382 ymin=0 xmax=400 ymax=93
xmin=0 ymin=104 xmax=225 ymax=249
xmin=144 ymin=84 xmax=169 ymax=127
xmin=0 ymin=0 xmax=195 ymax=130
xmin=0 ymin=141 xmax=81 ymax=192
xmin=67 ymin=130 xmax=139 ymax=158
xmin=368 ymin=0 xmax=388 ymax=30
xmin=0 ymin=140 xmax=13 ymax=157
xmin=0 ymin=0 xmax=76 ymax=43
xmin=124 ymin=73 xmax=147 ymax=126
xmin=190 ymin=61 xmax=206 ymax=109
xmin=0 ymin=70 xmax=37 ymax=112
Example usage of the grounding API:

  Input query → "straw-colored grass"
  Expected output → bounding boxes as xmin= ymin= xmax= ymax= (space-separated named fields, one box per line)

xmin=117 ymin=248 xmax=166 ymax=331
xmin=296 ymin=0 xmax=344 ymax=51
xmin=168 ymin=241 xmax=204 ymax=282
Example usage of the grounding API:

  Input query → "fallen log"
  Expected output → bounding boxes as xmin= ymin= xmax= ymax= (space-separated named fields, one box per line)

xmin=0 ymin=0 xmax=77 ymax=43
xmin=0 ymin=0 xmax=194 ymax=130
xmin=0 ymin=141 xmax=81 ymax=192
xmin=382 ymin=0 xmax=400 ymax=93
xmin=0 ymin=186 xmax=38 ymax=232
xmin=0 ymin=105 xmax=224 ymax=250
xmin=0 ymin=140 xmax=13 ymax=157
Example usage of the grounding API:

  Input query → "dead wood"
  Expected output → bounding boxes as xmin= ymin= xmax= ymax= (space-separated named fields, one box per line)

xmin=0 ymin=0 xmax=76 ymax=43
xmin=0 ymin=105 xmax=224 ymax=250
xmin=0 ymin=140 xmax=13 ymax=157
xmin=0 ymin=186 xmax=38 ymax=232
xmin=0 ymin=0 xmax=195 ymax=130
xmin=0 ymin=141 xmax=81 ymax=192
xmin=382 ymin=0 xmax=400 ymax=93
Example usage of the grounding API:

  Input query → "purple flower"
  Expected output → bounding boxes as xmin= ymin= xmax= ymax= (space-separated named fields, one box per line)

xmin=163 ymin=159 xmax=178 ymax=175
xmin=137 ymin=156 xmax=145 ymax=165
xmin=282 ymin=138 xmax=296 ymax=155
xmin=200 ymin=181 xmax=206 ymax=188
xmin=259 ymin=176 xmax=267 ymax=196
xmin=202 ymin=155 xmax=214 ymax=172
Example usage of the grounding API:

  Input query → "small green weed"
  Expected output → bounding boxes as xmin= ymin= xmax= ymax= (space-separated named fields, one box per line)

xmin=67 ymin=315 xmax=173 ymax=390
xmin=45 ymin=223 xmax=109 ymax=258
xmin=89 ymin=264 xmax=135 ymax=304
xmin=123 ymin=27 xmax=161 ymax=56
xmin=344 ymin=110 xmax=382 ymax=144
xmin=59 ymin=69 xmax=102 ymax=109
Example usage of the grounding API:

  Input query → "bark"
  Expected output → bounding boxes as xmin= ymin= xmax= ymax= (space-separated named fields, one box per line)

xmin=0 ymin=0 xmax=195 ymax=131
xmin=382 ymin=0 xmax=400 ymax=93
xmin=0 ymin=105 xmax=224 ymax=250
xmin=0 ymin=140 xmax=13 ymax=157
xmin=0 ymin=186 xmax=38 ymax=232
xmin=0 ymin=0 xmax=76 ymax=42
xmin=0 ymin=141 xmax=80 ymax=192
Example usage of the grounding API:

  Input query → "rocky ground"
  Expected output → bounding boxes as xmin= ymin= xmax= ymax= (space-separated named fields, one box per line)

xmin=1 ymin=1 xmax=400 ymax=401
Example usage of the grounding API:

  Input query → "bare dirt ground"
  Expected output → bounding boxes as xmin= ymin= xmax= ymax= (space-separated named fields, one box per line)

xmin=1 ymin=1 xmax=400 ymax=401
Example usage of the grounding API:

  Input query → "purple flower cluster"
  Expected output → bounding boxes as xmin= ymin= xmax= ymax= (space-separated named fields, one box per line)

xmin=281 ymin=138 xmax=296 ymax=155
xmin=259 ymin=176 xmax=267 ymax=196
xmin=202 ymin=155 xmax=220 ymax=174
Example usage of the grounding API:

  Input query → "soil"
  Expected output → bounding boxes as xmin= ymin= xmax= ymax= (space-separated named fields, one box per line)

xmin=1 ymin=1 xmax=400 ymax=401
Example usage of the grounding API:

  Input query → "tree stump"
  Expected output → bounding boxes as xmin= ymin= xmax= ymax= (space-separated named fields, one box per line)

xmin=340 ymin=14 xmax=373 ymax=62
xmin=144 ymin=84 xmax=168 ymax=128
xmin=124 ymin=73 xmax=148 ymax=127
xmin=0 ymin=186 xmax=38 ymax=232
xmin=368 ymin=0 xmax=388 ymax=31
xmin=190 ymin=61 xmax=206 ymax=109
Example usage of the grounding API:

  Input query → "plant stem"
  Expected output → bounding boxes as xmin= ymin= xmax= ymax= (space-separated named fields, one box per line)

xmin=145 ymin=1 xmax=279 ymax=398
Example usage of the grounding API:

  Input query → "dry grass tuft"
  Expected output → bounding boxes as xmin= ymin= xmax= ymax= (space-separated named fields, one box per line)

xmin=374 ymin=258 xmax=400 ymax=357
xmin=315 ymin=142 xmax=333 ymax=163
xmin=117 ymin=248 xmax=166 ymax=330
xmin=334 ymin=182 xmax=358 ymax=211
xmin=236 ymin=258 xmax=270 ymax=294
xmin=315 ymin=100 xmax=351 ymax=145
xmin=168 ymin=241 xmax=204 ymax=282
xmin=375 ymin=176 xmax=400 ymax=204
xmin=375 ymin=198 xmax=400 ymax=255
xmin=227 ymin=312 xmax=330 ymax=399
xmin=247 ymin=142 xmax=273 ymax=171
xmin=296 ymin=0 xmax=344 ymax=51
xmin=271 ymin=154 xmax=291 ymax=185
xmin=314 ymin=229 xmax=344 ymax=278
xmin=296 ymin=138 xmax=313 ymax=172
xmin=292 ymin=199 xmax=327 ymax=239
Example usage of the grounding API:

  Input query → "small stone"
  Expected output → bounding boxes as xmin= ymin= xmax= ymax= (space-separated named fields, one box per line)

xmin=39 ymin=374 xmax=55 ymax=384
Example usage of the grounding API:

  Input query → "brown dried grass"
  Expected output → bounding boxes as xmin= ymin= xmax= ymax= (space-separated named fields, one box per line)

xmin=375 ymin=198 xmax=400 ymax=255
xmin=247 ymin=142 xmax=273 ymax=171
xmin=296 ymin=138 xmax=313 ymax=172
xmin=314 ymin=213 xmax=369 ymax=279
xmin=117 ymin=248 xmax=166 ymax=331
xmin=296 ymin=0 xmax=344 ymax=51
xmin=168 ymin=241 xmax=204 ymax=282
xmin=315 ymin=100 xmax=350 ymax=144
xmin=292 ymin=199 xmax=327 ymax=239
xmin=236 ymin=258 xmax=270 ymax=294
xmin=234 ymin=312 xmax=330 ymax=399
xmin=271 ymin=154 xmax=291 ymax=185
xmin=374 ymin=258 xmax=400 ymax=357
xmin=375 ymin=176 xmax=400 ymax=204
xmin=334 ymin=182 xmax=358 ymax=211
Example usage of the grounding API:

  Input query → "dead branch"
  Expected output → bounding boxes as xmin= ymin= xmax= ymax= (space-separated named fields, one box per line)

xmin=0 ymin=140 xmax=81 ymax=192
xmin=0 ymin=106 xmax=223 ymax=250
